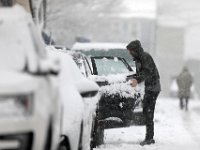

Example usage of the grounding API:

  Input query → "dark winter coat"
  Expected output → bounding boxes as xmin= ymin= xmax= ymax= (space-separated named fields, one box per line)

xmin=176 ymin=67 xmax=193 ymax=98
xmin=127 ymin=40 xmax=161 ymax=93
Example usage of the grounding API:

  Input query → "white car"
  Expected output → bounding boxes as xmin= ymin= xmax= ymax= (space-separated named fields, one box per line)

xmin=0 ymin=6 xmax=61 ymax=150
xmin=46 ymin=46 xmax=100 ymax=150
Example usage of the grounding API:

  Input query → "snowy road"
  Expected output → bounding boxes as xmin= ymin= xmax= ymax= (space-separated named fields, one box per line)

xmin=95 ymin=98 xmax=200 ymax=150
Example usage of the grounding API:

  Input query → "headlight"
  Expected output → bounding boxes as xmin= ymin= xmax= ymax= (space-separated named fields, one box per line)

xmin=0 ymin=94 xmax=33 ymax=117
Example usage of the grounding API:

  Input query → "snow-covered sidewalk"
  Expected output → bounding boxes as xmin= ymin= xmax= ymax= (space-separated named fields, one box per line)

xmin=95 ymin=97 xmax=200 ymax=150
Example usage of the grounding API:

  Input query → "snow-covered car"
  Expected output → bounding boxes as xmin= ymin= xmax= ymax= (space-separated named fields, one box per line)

xmin=71 ymin=42 xmax=136 ymax=71
xmin=0 ymin=0 xmax=47 ymax=30
xmin=70 ymin=52 xmax=145 ymax=147
xmin=46 ymin=46 xmax=100 ymax=150
xmin=0 ymin=6 xmax=61 ymax=150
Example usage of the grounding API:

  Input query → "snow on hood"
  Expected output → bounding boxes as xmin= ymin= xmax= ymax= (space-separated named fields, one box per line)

xmin=99 ymin=82 xmax=144 ymax=99
xmin=89 ymin=74 xmax=126 ymax=83
xmin=105 ymin=74 xmax=127 ymax=83
xmin=89 ymin=73 xmax=144 ymax=99
xmin=89 ymin=72 xmax=135 ymax=84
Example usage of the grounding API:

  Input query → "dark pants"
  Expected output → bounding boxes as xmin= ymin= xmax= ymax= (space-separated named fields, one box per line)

xmin=143 ymin=91 xmax=159 ymax=140
xmin=180 ymin=97 xmax=189 ymax=110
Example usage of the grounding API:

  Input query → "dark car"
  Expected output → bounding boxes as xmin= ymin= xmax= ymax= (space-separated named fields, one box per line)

xmin=70 ymin=52 xmax=145 ymax=146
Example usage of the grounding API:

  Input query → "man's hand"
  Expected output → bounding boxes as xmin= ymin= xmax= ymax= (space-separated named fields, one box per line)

xmin=130 ymin=79 xmax=138 ymax=87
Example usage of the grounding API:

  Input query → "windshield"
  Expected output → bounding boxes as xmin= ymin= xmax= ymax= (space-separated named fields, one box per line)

xmin=76 ymin=48 xmax=136 ymax=67
xmin=93 ymin=57 xmax=130 ymax=76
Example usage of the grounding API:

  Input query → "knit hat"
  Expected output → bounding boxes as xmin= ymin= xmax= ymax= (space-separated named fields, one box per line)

xmin=126 ymin=40 xmax=141 ymax=50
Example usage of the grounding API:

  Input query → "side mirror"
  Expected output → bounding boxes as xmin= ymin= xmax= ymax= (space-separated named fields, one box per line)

xmin=76 ymin=79 xmax=99 ymax=98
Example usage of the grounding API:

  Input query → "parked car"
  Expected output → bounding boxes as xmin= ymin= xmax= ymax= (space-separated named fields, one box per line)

xmin=46 ymin=46 xmax=100 ymax=150
xmin=0 ymin=6 xmax=61 ymax=150
xmin=70 ymin=52 xmax=145 ymax=147
xmin=0 ymin=0 xmax=47 ymax=30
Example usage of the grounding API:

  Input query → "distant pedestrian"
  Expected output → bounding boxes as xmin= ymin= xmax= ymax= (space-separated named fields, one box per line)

xmin=126 ymin=40 xmax=161 ymax=146
xmin=176 ymin=66 xmax=193 ymax=111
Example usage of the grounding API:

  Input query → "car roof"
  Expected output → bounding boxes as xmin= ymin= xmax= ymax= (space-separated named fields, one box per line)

xmin=72 ymin=42 xmax=127 ymax=51
xmin=0 ymin=6 xmax=46 ymax=72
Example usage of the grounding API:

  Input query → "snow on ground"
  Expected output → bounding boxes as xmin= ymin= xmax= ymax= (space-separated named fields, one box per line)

xmin=95 ymin=97 xmax=200 ymax=150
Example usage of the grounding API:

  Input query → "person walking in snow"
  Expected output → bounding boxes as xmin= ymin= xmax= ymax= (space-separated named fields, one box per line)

xmin=176 ymin=66 xmax=193 ymax=111
xmin=126 ymin=40 xmax=161 ymax=146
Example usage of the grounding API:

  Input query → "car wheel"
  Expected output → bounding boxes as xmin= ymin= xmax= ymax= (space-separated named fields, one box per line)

xmin=44 ymin=123 xmax=52 ymax=150
xmin=132 ymin=113 xmax=146 ymax=125
xmin=91 ymin=117 xmax=104 ymax=148
xmin=58 ymin=145 xmax=67 ymax=150
xmin=58 ymin=136 xmax=70 ymax=150
xmin=78 ymin=123 xmax=83 ymax=150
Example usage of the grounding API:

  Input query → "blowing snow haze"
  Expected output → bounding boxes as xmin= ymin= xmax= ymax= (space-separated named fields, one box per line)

xmin=46 ymin=0 xmax=200 ymax=97
xmin=1 ymin=0 xmax=200 ymax=150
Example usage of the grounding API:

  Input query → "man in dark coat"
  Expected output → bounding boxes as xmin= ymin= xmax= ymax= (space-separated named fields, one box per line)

xmin=126 ymin=40 xmax=161 ymax=146
xmin=176 ymin=66 xmax=193 ymax=111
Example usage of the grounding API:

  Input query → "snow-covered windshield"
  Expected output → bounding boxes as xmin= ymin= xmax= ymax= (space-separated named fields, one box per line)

xmin=94 ymin=57 xmax=130 ymax=76
xmin=75 ymin=48 xmax=136 ymax=68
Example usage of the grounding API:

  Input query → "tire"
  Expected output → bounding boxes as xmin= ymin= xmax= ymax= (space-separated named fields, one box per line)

xmin=91 ymin=117 xmax=104 ymax=148
xmin=78 ymin=123 xmax=83 ymax=150
xmin=58 ymin=136 xmax=70 ymax=150
xmin=44 ymin=123 xmax=52 ymax=150
xmin=95 ymin=124 xmax=104 ymax=146
xmin=132 ymin=112 xmax=146 ymax=125
xmin=58 ymin=144 xmax=67 ymax=150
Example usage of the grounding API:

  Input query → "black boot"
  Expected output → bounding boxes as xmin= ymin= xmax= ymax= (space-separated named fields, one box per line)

xmin=142 ymin=121 xmax=154 ymax=146
xmin=140 ymin=139 xmax=155 ymax=146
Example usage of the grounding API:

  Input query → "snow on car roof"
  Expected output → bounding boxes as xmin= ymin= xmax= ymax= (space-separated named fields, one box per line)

xmin=0 ymin=5 xmax=38 ymax=72
xmin=0 ymin=5 xmax=31 ymax=22
xmin=72 ymin=42 xmax=127 ymax=51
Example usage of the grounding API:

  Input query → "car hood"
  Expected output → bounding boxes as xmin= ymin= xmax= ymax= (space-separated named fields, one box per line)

xmin=0 ymin=71 xmax=39 ymax=95
xmin=89 ymin=72 xmax=144 ymax=99
xmin=89 ymin=72 xmax=134 ymax=84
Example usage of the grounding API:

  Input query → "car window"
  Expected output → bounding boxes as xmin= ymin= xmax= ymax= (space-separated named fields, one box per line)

xmin=72 ymin=55 xmax=87 ymax=77
xmin=83 ymin=57 xmax=93 ymax=76
xmin=93 ymin=57 xmax=130 ymax=76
